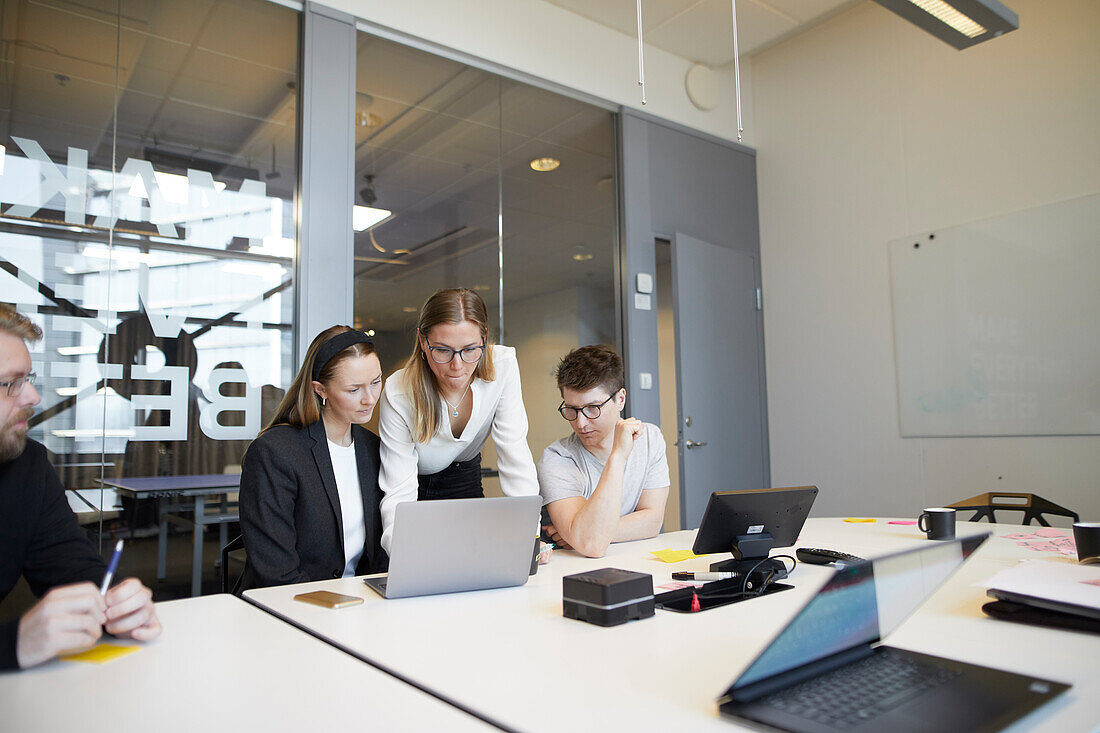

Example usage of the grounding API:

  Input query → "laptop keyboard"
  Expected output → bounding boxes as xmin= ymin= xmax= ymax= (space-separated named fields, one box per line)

xmin=762 ymin=651 xmax=961 ymax=728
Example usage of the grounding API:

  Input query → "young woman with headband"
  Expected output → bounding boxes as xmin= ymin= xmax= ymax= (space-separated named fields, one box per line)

xmin=377 ymin=289 xmax=539 ymax=553
xmin=238 ymin=326 xmax=387 ymax=590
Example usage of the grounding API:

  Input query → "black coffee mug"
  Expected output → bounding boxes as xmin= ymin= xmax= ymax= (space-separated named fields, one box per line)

xmin=918 ymin=508 xmax=956 ymax=541
xmin=1073 ymin=522 xmax=1100 ymax=565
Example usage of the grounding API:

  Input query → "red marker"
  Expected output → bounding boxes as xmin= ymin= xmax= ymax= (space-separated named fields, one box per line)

xmin=690 ymin=592 xmax=701 ymax=613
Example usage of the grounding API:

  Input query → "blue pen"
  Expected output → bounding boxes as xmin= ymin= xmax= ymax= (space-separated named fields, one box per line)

xmin=100 ymin=539 xmax=124 ymax=595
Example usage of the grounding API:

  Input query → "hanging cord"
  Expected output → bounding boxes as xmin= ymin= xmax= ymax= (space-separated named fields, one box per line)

xmin=636 ymin=0 xmax=647 ymax=105
xmin=731 ymin=0 xmax=743 ymax=140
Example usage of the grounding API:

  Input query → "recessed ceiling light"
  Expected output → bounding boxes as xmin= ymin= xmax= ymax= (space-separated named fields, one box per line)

xmin=366 ymin=329 xmax=376 ymax=337
xmin=402 ymin=306 xmax=418 ymax=313
xmin=530 ymin=157 xmax=560 ymax=172
xmin=572 ymin=253 xmax=593 ymax=262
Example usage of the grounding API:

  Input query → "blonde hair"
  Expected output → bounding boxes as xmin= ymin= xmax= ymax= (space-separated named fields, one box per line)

xmin=402 ymin=289 xmax=495 ymax=443
xmin=0 ymin=304 xmax=43 ymax=343
xmin=264 ymin=325 xmax=376 ymax=431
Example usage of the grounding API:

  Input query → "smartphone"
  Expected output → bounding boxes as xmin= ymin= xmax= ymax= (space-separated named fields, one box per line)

xmin=293 ymin=590 xmax=364 ymax=609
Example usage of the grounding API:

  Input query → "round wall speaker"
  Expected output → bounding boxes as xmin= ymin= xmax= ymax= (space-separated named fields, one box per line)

xmin=685 ymin=64 xmax=719 ymax=111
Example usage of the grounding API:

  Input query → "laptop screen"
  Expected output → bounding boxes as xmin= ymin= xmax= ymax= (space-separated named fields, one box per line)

xmin=730 ymin=534 xmax=988 ymax=691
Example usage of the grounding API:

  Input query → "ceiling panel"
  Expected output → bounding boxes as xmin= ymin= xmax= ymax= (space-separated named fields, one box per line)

xmin=647 ymin=0 xmax=796 ymax=64
xmin=541 ymin=0 xmax=700 ymax=37
xmin=758 ymin=0 xmax=854 ymax=24
xmin=543 ymin=0 xmax=859 ymax=63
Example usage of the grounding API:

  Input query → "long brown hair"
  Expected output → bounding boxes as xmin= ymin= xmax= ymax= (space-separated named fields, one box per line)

xmin=402 ymin=289 xmax=495 ymax=442
xmin=264 ymin=325 xmax=376 ymax=432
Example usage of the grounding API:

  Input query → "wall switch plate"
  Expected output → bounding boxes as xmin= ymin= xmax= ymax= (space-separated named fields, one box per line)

xmin=639 ymin=372 xmax=653 ymax=390
xmin=636 ymin=272 xmax=653 ymax=294
xmin=634 ymin=293 xmax=651 ymax=310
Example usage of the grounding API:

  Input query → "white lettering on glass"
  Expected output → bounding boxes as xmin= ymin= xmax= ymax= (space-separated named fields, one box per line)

xmin=200 ymin=367 xmax=261 ymax=440
xmin=130 ymin=365 xmax=189 ymax=441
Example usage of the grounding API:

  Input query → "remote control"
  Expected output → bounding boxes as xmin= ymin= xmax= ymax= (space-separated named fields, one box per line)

xmin=796 ymin=547 xmax=865 ymax=566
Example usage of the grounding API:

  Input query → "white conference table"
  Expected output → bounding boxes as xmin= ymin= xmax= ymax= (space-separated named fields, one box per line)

xmin=244 ymin=518 xmax=1100 ymax=733
xmin=0 ymin=594 xmax=493 ymax=732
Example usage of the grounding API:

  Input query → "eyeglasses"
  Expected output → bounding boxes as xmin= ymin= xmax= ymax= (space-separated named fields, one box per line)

xmin=1 ymin=372 xmax=36 ymax=398
xmin=424 ymin=338 xmax=485 ymax=365
xmin=558 ymin=393 xmax=615 ymax=421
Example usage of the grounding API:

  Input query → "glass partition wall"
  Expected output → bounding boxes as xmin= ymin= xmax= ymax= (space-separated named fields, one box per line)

xmin=352 ymin=33 xmax=619 ymax=487
xmin=0 ymin=3 xmax=617 ymax=604
xmin=0 ymin=0 xmax=299 ymax=559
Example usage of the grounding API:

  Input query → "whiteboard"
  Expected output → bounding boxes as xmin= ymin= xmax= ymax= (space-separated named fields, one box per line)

xmin=889 ymin=193 xmax=1100 ymax=437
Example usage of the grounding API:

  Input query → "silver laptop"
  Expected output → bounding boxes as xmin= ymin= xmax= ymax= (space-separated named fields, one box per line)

xmin=364 ymin=495 xmax=541 ymax=599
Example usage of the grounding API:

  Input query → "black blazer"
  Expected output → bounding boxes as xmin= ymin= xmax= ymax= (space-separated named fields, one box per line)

xmin=1 ymin=440 xmax=107 ymax=670
xmin=238 ymin=420 xmax=387 ymax=591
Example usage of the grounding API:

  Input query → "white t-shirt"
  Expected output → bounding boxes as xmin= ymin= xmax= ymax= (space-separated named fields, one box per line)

xmin=377 ymin=344 xmax=539 ymax=553
xmin=328 ymin=439 xmax=365 ymax=578
xmin=537 ymin=422 xmax=670 ymax=516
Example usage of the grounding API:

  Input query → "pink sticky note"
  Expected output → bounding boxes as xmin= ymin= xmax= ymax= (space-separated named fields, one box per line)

xmin=888 ymin=520 xmax=918 ymax=526
xmin=1033 ymin=528 xmax=1067 ymax=538
xmin=1028 ymin=542 xmax=1059 ymax=552
xmin=1003 ymin=533 xmax=1035 ymax=540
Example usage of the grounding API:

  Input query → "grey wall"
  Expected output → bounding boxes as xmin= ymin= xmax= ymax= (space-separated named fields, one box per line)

xmin=618 ymin=111 xmax=767 ymax=481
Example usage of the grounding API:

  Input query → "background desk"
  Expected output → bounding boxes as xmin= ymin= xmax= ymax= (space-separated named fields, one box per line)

xmin=100 ymin=474 xmax=240 ymax=596
xmin=245 ymin=518 xmax=1100 ymax=733
xmin=0 ymin=594 xmax=493 ymax=732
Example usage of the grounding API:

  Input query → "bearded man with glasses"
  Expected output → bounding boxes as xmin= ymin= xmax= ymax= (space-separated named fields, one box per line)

xmin=0 ymin=305 xmax=160 ymax=670
xmin=537 ymin=345 xmax=669 ymax=557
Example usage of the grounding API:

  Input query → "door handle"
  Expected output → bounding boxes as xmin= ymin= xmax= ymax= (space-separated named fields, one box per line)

xmin=684 ymin=439 xmax=707 ymax=449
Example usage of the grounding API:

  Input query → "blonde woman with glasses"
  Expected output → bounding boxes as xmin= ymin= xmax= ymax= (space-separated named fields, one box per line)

xmin=377 ymin=289 xmax=538 ymax=553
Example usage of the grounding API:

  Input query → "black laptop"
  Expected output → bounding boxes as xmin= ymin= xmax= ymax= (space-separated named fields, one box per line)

xmin=719 ymin=534 xmax=1070 ymax=733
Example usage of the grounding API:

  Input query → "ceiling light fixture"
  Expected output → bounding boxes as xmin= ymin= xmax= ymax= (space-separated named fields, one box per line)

xmin=353 ymin=205 xmax=392 ymax=232
xmin=572 ymin=253 xmax=594 ymax=262
xmin=530 ymin=157 xmax=560 ymax=172
xmin=870 ymin=0 xmax=1018 ymax=49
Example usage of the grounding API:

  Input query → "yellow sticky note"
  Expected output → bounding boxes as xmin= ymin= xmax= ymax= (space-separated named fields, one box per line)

xmin=651 ymin=548 xmax=707 ymax=563
xmin=843 ymin=518 xmax=876 ymax=523
xmin=61 ymin=643 xmax=140 ymax=664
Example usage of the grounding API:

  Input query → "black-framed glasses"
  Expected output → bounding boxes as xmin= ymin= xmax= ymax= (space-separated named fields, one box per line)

xmin=558 ymin=393 xmax=615 ymax=421
xmin=1 ymin=372 xmax=36 ymax=397
xmin=425 ymin=338 xmax=485 ymax=365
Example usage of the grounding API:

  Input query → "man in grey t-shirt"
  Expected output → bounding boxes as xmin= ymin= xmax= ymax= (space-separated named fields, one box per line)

xmin=537 ymin=345 xmax=669 ymax=558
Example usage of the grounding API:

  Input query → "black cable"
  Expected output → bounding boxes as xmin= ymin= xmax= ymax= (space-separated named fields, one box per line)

xmin=741 ymin=554 xmax=797 ymax=594
xmin=692 ymin=554 xmax=800 ymax=606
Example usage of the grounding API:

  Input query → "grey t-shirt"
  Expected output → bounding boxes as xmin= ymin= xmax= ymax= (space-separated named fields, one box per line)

xmin=537 ymin=422 xmax=670 ymax=516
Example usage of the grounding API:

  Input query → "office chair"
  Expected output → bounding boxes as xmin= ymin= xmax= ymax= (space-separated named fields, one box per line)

xmin=220 ymin=535 xmax=247 ymax=595
xmin=947 ymin=492 xmax=1080 ymax=527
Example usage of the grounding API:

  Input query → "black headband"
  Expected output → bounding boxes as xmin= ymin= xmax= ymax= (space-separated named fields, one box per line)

xmin=312 ymin=331 xmax=373 ymax=380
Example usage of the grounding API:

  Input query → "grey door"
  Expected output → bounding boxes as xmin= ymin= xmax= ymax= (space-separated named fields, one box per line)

xmin=671 ymin=233 xmax=767 ymax=528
